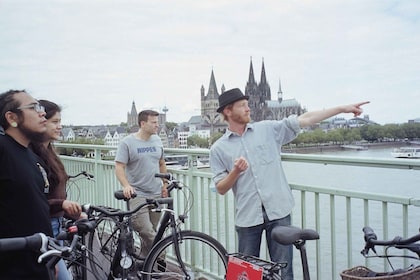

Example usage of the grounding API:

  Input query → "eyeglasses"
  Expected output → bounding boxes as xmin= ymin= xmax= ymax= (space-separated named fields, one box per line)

xmin=16 ymin=103 xmax=45 ymax=113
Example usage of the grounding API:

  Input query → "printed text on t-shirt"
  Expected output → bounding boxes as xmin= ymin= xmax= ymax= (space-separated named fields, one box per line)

xmin=137 ymin=147 xmax=157 ymax=153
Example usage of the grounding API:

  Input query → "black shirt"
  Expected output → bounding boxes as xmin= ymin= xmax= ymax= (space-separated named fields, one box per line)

xmin=0 ymin=134 xmax=52 ymax=279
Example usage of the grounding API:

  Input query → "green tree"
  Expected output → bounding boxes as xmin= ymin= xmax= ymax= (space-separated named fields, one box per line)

xmin=311 ymin=129 xmax=327 ymax=143
xmin=187 ymin=135 xmax=209 ymax=148
xmin=402 ymin=123 xmax=420 ymax=139
xmin=326 ymin=129 xmax=344 ymax=144
xmin=210 ymin=132 xmax=224 ymax=145
xmin=360 ymin=125 xmax=383 ymax=142
xmin=165 ymin=122 xmax=178 ymax=132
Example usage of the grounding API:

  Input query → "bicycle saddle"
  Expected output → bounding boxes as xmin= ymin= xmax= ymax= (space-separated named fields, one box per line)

xmin=271 ymin=225 xmax=319 ymax=245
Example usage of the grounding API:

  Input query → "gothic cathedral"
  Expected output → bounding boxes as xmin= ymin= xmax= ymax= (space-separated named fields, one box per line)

xmin=200 ymin=58 xmax=306 ymax=134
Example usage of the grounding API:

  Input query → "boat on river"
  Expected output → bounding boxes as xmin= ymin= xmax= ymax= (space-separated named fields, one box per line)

xmin=391 ymin=147 xmax=420 ymax=158
xmin=164 ymin=155 xmax=209 ymax=169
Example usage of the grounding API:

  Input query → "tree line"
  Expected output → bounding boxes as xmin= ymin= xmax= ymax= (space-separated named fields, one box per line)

xmin=189 ymin=123 xmax=420 ymax=148
xmin=291 ymin=123 xmax=420 ymax=145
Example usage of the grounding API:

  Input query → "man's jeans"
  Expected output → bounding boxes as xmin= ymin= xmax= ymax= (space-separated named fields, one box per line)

xmin=236 ymin=214 xmax=294 ymax=280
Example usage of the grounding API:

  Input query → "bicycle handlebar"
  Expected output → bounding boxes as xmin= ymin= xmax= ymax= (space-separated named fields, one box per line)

xmin=68 ymin=171 xmax=94 ymax=180
xmin=113 ymin=173 xmax=181 ymax=202
xmin=86 ymin=197 xmax=174 ymax=218
xmin=0 ymin=233 xmax=48 ymax=252
xmin=0 ymin=232 xmax=79 ymax=263
xmin=154 ymin=172 xmax=174 ymax=181
xmin=361 ymin=226 xmax=420 ymax=256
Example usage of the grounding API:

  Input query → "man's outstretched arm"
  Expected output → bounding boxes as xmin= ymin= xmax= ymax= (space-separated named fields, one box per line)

xmin=298 ymin=101 xmax=370 ymax=128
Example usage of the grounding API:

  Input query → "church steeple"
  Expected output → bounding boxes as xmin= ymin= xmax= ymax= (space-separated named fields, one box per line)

xmin=207 ymin=69 xmax=219 ymax=98
xmin=127 ymin=101 xmax=138 ymax=128
xmin=201 ymin=68 xmax=222 ymax=134
xmin=130 ymin=101 xmax=137 ymax=116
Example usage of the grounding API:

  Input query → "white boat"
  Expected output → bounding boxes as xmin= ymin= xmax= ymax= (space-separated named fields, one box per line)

xmin=391 ymin=147 xmax=420 ymax=158
xmin=164 ymin=155 xmax=209 ymax=169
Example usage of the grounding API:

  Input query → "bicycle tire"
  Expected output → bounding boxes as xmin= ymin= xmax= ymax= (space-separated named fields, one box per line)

xmin=87 ymin=215 xmax=143 ymax=279
xmin=142 ymin=230 xmax=228 ymax=280
xmin=87 ymin=215 xmax=120 ymax=278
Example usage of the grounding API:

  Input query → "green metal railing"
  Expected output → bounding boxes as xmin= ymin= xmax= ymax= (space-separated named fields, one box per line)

xmin=56 ymin=143 xmax=420 ymax=280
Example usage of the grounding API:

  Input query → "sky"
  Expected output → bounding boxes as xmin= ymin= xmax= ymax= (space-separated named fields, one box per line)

xmin=0 ymin=0 xmax=419 ymax=126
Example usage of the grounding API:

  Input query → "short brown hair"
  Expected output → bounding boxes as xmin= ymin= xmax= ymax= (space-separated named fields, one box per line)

xmin=138 ymin=110 xmax=159 ymax=125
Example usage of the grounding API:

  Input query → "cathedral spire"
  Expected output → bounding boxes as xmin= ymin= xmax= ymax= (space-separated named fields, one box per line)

xmin=258 ymin=58 xmax=271 ymax=100
xmin=248 ymin=57 xmax=256 ymax=84
xmin=260 ymin=58 xmax=267 ymax=85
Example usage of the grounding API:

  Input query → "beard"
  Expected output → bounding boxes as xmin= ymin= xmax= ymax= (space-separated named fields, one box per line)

xmin=19 ymin=121 xmax=46 ymax=142
xmin=230 ymin=112 xmax=251 ymax=124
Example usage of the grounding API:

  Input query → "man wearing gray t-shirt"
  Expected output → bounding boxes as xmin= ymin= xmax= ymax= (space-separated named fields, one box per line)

xmin=115 ymin=109 xmax=168 ymax=258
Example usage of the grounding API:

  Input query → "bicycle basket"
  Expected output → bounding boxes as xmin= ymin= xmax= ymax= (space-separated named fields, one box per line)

xmin=340 ymin=266 xmax=420 ymax=280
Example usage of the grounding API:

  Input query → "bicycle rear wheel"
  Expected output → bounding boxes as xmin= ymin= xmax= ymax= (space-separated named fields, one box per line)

xmin=142 ymin=230 xmax=228 ymax=280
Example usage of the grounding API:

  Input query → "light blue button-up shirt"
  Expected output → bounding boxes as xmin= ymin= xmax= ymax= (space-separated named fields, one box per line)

xmin=210 ymin=115 xmax=301 ymax=227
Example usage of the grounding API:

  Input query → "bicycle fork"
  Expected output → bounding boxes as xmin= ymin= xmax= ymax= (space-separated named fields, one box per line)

xmin=171 ymin=228 xmax=193 ymax=280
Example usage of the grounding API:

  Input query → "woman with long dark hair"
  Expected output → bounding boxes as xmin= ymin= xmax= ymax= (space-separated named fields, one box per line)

xmin=30 ymin=99 xmax=82 ymax=280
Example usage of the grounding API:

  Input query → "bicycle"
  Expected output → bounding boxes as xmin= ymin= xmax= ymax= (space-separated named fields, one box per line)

xmin=226 ymin=225 xmax=319 ymax=280
xmin=86 ymin=172 xmax=228 ymax=279
xmin=341 ymin=226 xmax=420 ymax=279
xmin=0 ymin=224 xmax=93 ymax=280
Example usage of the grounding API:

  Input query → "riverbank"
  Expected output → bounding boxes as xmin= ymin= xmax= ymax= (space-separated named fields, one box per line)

xmin=282 ymin=141 xmax=404 ymax=154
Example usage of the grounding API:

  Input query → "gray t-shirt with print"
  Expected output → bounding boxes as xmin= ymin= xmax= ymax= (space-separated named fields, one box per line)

xmin=115 ymin=134 xmax=163 ymax=196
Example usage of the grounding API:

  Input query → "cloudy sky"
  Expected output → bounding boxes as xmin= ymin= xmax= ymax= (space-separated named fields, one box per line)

xmin=1 ymin=0 xmax=419 ymax=125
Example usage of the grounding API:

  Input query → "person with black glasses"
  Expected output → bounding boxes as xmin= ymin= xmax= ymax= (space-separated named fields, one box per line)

xmin=0 ymin=90 xmax=53 ymax=279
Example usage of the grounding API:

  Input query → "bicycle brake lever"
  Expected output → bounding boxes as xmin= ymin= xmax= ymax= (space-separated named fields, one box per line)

xmin=361 ymin=242 xmax=377 ymax=256
xmin=38 ymin=249 xmax=63 ymax=263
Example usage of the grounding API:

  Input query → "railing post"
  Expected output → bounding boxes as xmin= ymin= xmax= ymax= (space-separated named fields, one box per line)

xmin=94 ymin=147 xmax=103 ymax=204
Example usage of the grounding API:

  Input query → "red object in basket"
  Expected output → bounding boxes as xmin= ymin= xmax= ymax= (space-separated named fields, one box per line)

xmin=226 ymin=255 xmax=264 ymax=280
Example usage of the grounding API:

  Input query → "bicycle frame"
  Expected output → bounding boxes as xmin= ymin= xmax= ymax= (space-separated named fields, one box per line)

xmin=89 ymin=172 xmax=204 ymax=279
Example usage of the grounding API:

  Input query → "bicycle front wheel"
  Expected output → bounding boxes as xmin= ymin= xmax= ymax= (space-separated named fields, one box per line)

xmin=87 ymin=215 xmax=121 ymax=278
xmin=142 ymin=230 xmax=228 ymax=280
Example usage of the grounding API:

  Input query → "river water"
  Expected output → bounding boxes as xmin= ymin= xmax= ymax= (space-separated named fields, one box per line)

xmin=283 ymin=145 xmax=419 ymax=196
xmin=280 ymin=145 xmax=420 ymax=279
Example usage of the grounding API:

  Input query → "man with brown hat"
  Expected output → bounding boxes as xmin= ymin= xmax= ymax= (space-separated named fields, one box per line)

xmin=210 ymin=88 xmax=369 ymax=280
